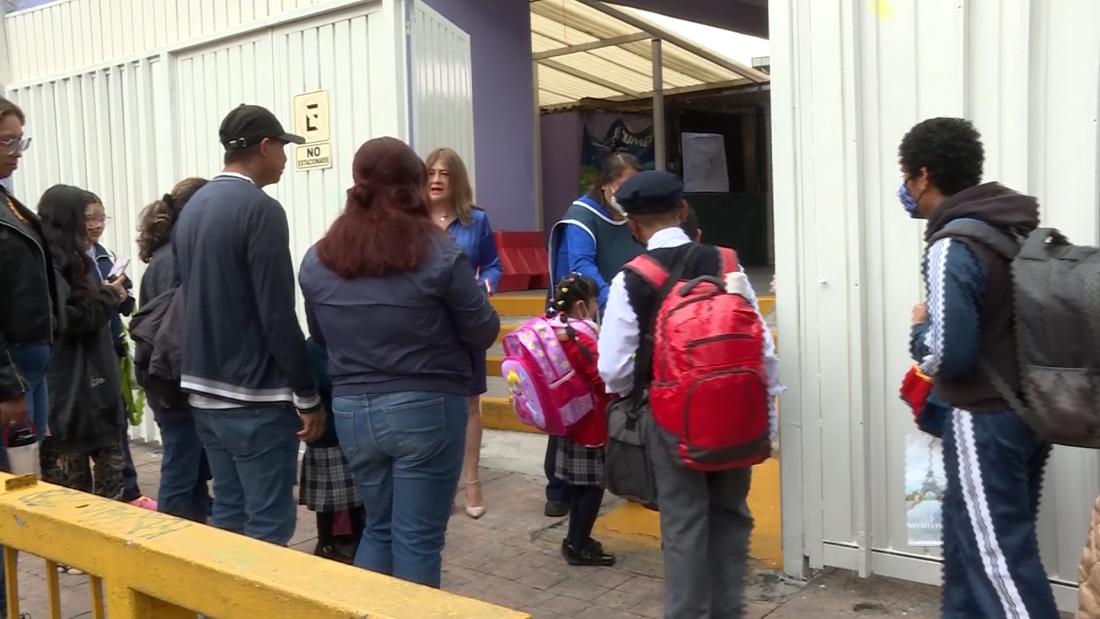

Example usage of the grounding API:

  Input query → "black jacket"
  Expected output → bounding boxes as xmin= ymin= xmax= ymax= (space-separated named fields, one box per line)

xmin=0 ymin=188 xmax=59 ymax=400
xmin=173 ymin=174 xmax=319 ymax=409
xmin=46 ymin=254 xmax=124 ymax=451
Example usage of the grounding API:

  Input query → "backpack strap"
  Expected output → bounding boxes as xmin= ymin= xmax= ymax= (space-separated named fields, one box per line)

xmin=624 ymin=254 xmax=669 ymax=289
xmin=928 ymin=218 xmax=1020 ymax=259
xmin=717 ymin=247 xmax=740 ymax=274
xmin=630 ymin=244 xmax=698 ymax=404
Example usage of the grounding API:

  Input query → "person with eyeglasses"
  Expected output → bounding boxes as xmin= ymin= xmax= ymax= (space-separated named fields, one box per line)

xmin=0 ymin=95 xmax=55 ymax=619
xmin=84 ymin=192 xmax=157 ymax=511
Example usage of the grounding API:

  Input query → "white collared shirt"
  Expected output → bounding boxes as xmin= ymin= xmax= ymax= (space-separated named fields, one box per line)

xmin=596 ymin=226 xmax=783 ymax=438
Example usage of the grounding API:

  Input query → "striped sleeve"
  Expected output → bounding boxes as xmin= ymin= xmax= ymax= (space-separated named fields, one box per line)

xmin=918 ymin=238 xmax=987 ymax=379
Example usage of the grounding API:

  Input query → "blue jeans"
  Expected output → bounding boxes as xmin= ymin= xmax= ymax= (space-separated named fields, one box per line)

xmin=333 ymin=391 xmax=466 ymax=588
xmin=192 ymin=406 xmax=300 ymax=545
xmin=10 ymin=344 xmax=49 ymax=439
xmin=156 ymin=413 xmax=212 ymax=522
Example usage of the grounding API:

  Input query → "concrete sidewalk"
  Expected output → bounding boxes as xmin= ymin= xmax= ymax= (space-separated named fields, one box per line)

xmin=6 ymin=433 xmax=950 ymax=618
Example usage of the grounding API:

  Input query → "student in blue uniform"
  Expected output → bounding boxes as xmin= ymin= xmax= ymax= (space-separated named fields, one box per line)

xmin=543 ymin=152 xmax=643 ymax=517
xmin=426 ymin=147 xmax=501 ymax=519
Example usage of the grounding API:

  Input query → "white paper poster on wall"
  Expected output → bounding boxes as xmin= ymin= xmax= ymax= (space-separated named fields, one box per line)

xmin=681 ymin=132 xmax=729 ymax=193
xmin=905 ymin=432 xmax=947 ymax=546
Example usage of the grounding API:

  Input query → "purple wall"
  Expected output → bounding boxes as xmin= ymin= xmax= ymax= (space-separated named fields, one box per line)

xmin=419 ymin=0 xmax=536 ymax=231
xmin=539 ymin=112 xmax=583 ymax=234
xmin=539 ymin=110 xmax=654 ymax=234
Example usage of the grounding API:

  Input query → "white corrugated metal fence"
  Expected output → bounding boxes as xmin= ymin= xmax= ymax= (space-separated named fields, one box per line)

xmin=771 ymin=0 xmax=1100 ymax=611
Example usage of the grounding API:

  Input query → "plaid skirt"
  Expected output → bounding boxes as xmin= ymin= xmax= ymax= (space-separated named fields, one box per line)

xmin=299 ymin=445 xmax=362 ymax=513
xmin=553 ymin=438 xmax=605 ymax=487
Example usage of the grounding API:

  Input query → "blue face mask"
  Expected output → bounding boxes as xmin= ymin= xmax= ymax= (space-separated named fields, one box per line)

xmin=897 ymin=182 xmax=920 ymax=218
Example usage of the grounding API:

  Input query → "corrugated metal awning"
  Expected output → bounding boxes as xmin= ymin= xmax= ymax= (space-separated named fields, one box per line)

xmin=530 ymin=0 xmax=769 ymax=108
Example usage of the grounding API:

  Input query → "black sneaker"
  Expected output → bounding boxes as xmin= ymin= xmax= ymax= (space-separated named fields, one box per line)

xmin=561 ymin=538 xmax=616 ymax=567
xmin=544 ymin=500 xmax=570 ymax=517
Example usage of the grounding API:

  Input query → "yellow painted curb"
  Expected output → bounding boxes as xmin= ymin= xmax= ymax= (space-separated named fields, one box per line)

xmin=593 ymin=457 xmax=783 ymax=570
xmin=482 ymin=395 xmax=541 ymax=434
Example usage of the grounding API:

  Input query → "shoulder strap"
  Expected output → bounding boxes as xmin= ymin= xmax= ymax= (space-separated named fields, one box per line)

xmin=929 ymin=218 xmax=1020 ymax=259
xmin=631 ymin=244 xmax=698 ymax=400
xmin=979 ymin=357 xmax=1031 ymax=416
xmin=625 ymin=254 xmax=669 ymax=288
xmin=717 ymin=246 xmax=740 ymax=274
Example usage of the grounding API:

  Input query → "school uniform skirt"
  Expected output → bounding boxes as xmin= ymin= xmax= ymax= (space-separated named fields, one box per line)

xmin=553 ymin=438 xmax=605 ymax=487
xmin=299 ymin=445 xmax=362 ymax=513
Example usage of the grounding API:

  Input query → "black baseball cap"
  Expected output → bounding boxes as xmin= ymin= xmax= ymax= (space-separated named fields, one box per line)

xmin=219 ymin=104 xmax=304 ymax=150
xmin=614 ymin=170 xmax=684 ymax=214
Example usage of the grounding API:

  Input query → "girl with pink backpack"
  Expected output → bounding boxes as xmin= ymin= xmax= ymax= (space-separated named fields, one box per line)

xmin=502 ymin=274 xmax=615 ymax=566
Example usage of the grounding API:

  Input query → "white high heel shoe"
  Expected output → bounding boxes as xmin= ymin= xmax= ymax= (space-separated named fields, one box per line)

xmin=464 ymin=479 xmax=486 ymax=519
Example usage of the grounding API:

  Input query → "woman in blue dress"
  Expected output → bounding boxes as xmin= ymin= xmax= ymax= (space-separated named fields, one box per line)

xmin=426 ymin=147 xmax=501 ymax=519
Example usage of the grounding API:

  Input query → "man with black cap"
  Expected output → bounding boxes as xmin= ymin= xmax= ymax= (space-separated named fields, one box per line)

xmin=597 ymin=170 xmax=781 ymax=619
xmin=172 ymin=104 xmax=325 ymax=545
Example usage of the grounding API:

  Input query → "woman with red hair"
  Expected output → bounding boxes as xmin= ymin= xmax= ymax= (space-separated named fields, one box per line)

xmin=299 ymin=137 xmax=499 ymax=588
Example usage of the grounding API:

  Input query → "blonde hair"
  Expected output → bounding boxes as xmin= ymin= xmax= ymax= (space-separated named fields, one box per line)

xmin=425 ymin=147 xmax=476 ymax=226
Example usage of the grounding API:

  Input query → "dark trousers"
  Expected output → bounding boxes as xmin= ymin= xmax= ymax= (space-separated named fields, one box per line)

xmin=120 ymin=418 xmax=142 ymax=501
xmin=940 ymin=408 xmax=1058 ymax=619
xmin=544 ymin=435 xmax=571 ymax=503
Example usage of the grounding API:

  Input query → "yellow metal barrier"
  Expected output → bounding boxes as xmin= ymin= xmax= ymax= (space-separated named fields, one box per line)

xmin=0 ymin=473 xmax=528 ymax=619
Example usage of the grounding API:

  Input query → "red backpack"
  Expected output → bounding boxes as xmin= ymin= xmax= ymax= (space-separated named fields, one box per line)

xmin=625 ymin=245 xmax=771 ymax=471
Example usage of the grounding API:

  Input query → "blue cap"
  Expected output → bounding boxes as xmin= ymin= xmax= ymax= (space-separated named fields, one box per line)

xmin=613 ymin=170 xmax=684 ymax=214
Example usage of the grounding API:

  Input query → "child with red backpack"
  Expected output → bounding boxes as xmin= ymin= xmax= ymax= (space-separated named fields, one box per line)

xmin=547 ymin=273 xmax=616 ymax=567
xmin=598 ymin=170 xmax=781 ymax=618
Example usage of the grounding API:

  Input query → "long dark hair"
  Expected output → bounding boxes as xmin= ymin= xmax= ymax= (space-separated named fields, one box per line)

xmin=585 ymin=152 xmax=642 ymax=208
xmin=316 ymin=137 xmax=440 ymax=278
xmin=137 ymin=177 xmax=207 ymax=262
xmin=38 ymin=184 xmax=99 ymax=297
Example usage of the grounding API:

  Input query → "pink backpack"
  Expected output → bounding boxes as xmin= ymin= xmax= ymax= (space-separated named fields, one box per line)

xmin=501 ymin=316 xmax=598 ymax=435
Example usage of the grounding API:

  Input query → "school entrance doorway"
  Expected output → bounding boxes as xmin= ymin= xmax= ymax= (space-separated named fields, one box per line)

xmin=528 ymin=0 xmax=780 ymax=568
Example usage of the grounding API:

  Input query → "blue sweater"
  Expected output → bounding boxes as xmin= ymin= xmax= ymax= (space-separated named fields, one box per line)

xmin=446 ymin=208 xmax=501 ymax=294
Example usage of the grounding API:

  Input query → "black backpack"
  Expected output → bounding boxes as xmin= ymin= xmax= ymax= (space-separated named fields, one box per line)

xmin=130 ymin=287 xmax=184 ymax=411
xmin=931 ymin=220 xmax=1100 ymax=448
